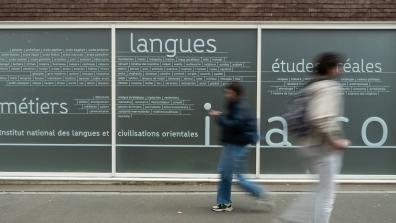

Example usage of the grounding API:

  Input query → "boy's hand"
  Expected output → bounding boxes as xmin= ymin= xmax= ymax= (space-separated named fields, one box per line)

xmin=209 ymin=110 xmax=222 ymax=117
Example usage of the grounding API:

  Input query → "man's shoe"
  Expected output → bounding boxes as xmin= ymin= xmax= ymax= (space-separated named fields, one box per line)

xmin=211 ymin=203 xmax=233 ymax=212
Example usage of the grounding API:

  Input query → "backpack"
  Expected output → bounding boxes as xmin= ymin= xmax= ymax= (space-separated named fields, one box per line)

xmin=237 ymin=100 xmax=259 ymax=145
xmin=243 ymin=115 xmax=259 ymax=145
xmin=283 ymin=78 xmax=325 ymax=138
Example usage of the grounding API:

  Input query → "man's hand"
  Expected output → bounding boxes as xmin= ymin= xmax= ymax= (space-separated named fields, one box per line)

xmin=332 ymin=138 xmax=351 ymax=151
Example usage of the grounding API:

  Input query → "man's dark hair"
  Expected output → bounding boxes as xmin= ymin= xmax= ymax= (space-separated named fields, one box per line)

xmin=314 ymin=52 xmax=344 ymax=76
xmin=225 ymin=81 xmax=244 ymax=97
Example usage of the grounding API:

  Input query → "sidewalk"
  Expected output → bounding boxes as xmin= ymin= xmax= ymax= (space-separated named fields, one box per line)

xmin=0 ymin=183 xmax=395 ymax=223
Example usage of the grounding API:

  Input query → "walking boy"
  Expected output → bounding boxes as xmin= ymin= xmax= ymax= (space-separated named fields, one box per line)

xmin=209 ymin=82 xmax=274 ymax=212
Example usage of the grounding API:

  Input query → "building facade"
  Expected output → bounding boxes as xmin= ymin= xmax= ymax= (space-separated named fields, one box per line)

xmin=0 ymin=1 xmax=395 ymax=182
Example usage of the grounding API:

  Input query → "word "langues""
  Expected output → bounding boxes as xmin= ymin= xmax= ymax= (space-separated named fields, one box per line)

xmin=130 ymin=33 xmax=217 ymax=58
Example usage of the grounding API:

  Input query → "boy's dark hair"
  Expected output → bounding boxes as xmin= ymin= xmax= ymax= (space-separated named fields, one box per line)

xmin=225 ymin=81 xmax=244 ymax=97
xmin=315 ymin=52 xmax=344 ymax=76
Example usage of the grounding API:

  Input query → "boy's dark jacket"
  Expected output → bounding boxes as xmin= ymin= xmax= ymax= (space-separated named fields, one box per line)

xmin=217 ymin=98 xmax=257 ymax=145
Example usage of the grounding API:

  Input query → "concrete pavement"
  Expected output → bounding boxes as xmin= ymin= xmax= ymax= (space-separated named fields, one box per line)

xmin=0 ymin=184 xmax=395 ymax=223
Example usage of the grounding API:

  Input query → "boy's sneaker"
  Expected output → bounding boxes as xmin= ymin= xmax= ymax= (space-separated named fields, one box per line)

xmin=271 ymin=218 xmax=299 ymax=223
xmin=211 ymin=204 xmax=233 ymax=212
xmin=256 ymin=194 xmax=275 ymax=211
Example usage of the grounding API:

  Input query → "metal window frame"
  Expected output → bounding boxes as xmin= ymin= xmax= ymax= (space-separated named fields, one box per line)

xmin=0 ymin=21 xmax=395 ymax=183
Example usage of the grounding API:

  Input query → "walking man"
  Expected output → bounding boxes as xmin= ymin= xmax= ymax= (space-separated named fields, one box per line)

xmin=274 ymin=52 xmax=350 ymax=223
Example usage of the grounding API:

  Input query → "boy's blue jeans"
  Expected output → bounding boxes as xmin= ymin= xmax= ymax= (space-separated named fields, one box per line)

xmin=216 ymin=143 xmax=266 ymax=204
